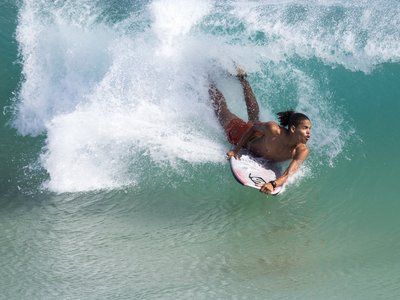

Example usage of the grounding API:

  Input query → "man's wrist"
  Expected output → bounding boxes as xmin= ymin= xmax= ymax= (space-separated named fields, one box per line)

xmin=269 ymin=180 xmax=277 ymax=189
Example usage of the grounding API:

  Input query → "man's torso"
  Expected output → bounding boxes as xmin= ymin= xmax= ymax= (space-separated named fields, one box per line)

xmin=246 ymin=122 xmax=296 ymax=162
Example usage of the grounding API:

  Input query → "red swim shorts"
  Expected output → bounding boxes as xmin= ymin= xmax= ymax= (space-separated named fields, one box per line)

xmin=225 ymin=118 xmax=251 ymax=145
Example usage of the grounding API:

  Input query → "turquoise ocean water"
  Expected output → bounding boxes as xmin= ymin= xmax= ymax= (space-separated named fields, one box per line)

xmin=1 ymin=0 xmax=399 ymax=299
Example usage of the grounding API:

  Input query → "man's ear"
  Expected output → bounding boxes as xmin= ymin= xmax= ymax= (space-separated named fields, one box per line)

xmin=290 ymin=125 xmax=296 ymax=133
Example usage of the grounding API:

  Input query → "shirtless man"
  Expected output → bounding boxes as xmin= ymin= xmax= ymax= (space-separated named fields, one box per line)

xmin=209 ymin=69 xmax=312 ymax=194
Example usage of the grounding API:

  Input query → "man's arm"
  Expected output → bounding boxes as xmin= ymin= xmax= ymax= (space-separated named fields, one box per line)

xmin=227 ymin=124 xmax=256 ymax=158
xmin=227 ymin=123 xmax=265 ymax=158
xmin=259 ymin=144 xmax=309 ymax=194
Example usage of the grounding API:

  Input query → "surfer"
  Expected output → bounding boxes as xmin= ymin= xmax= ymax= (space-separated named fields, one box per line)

xmin=209 ymin=68 xmax=312 ymax=194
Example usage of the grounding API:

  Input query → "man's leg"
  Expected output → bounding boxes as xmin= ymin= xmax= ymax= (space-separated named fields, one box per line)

xmin=209 ymin=83 xmax=238 ymax=131
xmin=238 ymin=76 xmax=260 ymax=123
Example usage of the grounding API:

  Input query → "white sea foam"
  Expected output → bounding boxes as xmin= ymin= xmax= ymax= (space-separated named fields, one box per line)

xmin=232 ymin=0 xmax=400 ymax=72
xmin=14 ymin=0 xmax=399 ymax=192
xmin=150 ymin=0 xmax=212 ymax=57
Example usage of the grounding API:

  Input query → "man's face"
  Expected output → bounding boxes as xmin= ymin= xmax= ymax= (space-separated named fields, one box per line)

xmin=292 ymin=119 xmax=312 ymax=144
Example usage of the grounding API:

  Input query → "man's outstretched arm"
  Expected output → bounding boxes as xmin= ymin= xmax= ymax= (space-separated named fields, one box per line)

xmin=259 ymin=144 xmax=309 ymax=194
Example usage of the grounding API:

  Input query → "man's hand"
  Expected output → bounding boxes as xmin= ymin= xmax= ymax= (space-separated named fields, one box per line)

xmin=227 ymin=150 xmax=240 ymax=159
xmin=257 ymin=182 xmax=274 ymax=194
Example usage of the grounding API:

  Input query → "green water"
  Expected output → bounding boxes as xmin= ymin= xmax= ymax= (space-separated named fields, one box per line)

xmin=1 ymin=1 xmax=400 ymax=299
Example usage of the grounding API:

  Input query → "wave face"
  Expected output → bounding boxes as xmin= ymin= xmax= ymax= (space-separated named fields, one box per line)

xmin=13 ymin=0 xmax=400 ymax=193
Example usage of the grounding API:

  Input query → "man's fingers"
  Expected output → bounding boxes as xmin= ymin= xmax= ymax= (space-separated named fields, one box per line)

xmin=257 ymin=184 xmax=272 ymax=194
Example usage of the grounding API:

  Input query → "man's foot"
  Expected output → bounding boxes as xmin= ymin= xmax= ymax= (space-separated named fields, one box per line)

xmin=236 ymin=67 xmax=247 ymax=79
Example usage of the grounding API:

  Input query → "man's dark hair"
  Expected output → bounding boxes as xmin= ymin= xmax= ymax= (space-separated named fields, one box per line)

xmin=277 ymin=111 xmax=310 ymax=128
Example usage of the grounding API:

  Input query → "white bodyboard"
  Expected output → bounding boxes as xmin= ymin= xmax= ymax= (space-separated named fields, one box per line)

xmin=229 ymin=150 xmax=282 ymax=195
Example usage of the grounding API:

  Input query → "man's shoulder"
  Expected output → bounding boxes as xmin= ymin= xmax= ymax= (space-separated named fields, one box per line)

xmin=294 ymin=143 xmax=309 ymax=159
xmin=264 ymin=121 xmax=281 ymax=135
xmin=253 ymin=121 xmax=282 ymax=136
xmin=296 ymin=143 xmax=309 ymax=150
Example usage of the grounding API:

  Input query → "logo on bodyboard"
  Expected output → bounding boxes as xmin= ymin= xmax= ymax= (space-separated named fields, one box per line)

xmin=249 ymin=173 xmax=266 ymax=185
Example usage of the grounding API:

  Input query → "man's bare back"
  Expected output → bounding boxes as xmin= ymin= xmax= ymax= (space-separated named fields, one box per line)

xmin=246 ymin=121 xmax=310 ymax=162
